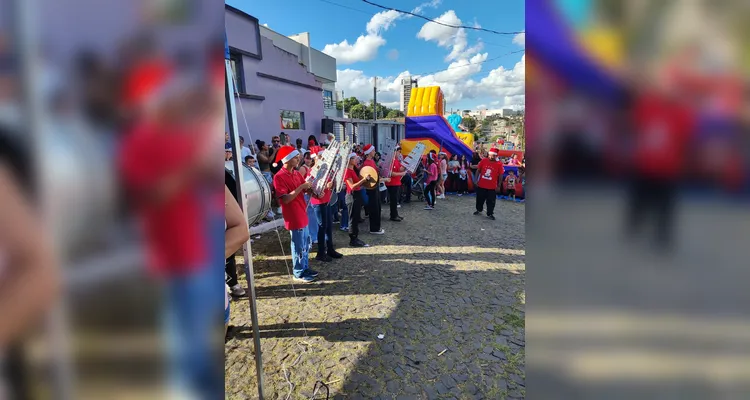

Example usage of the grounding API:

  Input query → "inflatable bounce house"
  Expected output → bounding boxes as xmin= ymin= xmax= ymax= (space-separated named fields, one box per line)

xmin=400 ymin=86 xmax=475 ymax=161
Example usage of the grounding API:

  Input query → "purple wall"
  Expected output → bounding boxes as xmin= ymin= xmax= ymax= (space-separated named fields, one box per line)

xmin=225 ymin=8 xmax=325 ymax=147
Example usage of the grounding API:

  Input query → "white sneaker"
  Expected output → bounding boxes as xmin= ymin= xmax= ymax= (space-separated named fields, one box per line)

xmin=397 ymin=204 xmax=401 ymax=208
xmin=230 ymin=284 xmax=246 ymax=297
xmin=369 ymin=229 xmax=385 ymax=235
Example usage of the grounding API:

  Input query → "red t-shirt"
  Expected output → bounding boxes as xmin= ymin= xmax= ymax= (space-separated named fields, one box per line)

xmin=477 ymin=158 xmax=504 ymax=190
xmin=363 ymin=158 xmax=378 ymax=172
xmin=273 ymin=167 xmax=308 ymax=230
xmin=345 ymin=168 xmax=362 ymax=194
xmin=386 ymin=159 xmax=404 ymax=187
xmin=118 ymin=123 xmax=206 ymax=276
xmin=311 ymin=187 xmax=332 ymax=205
xmin=633 ymin=93 xmax=694 ymax=178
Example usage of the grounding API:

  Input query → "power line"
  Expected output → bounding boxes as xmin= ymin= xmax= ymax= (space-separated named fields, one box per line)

xmin=315 ymin=0 xmax=373 ymax=15
xmin=361 ymin=0 xmax=523 ymax=35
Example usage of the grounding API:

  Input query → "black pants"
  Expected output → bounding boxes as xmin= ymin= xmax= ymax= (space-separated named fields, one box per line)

xmin=387 ymin=185 xmax=400 ymax=219
xmin=476 ymin=187 xmax=497 ymax=216
xmin=402 ymin=174 xmax=412 ymax=203
xmin=626 ymin=174 xmax=676 ymax=248
xmin=380 ymin=186 xmax=388 ymax=204
xmin=347 ymin=190 xmax=363 ymax=242
xmin=366 ymin=188 xmax=382 ymax=232
xmin=225 ymin=256 xmax=238 ymax=287
xmin=457 ymin=177 xmax=468 ymax=193
xmin=424 ymin=181 xmax=437 ymax=207
xmin=3 ymin=344 xmax=28 ymax=400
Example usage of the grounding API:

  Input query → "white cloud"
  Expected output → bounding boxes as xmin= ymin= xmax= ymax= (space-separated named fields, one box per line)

xmin=335 ymin=69 xmax=411 ymax=106
xmin=323 ymin=0 xmax=443 ymax=65
xmin=412 ymin=0 xmax=442 ymax=14
xmin=513 ymin=31 xmax=525 ymax=47
xmin=387 ymin=49 xmax=399 ymax=61
xmin=262 ymin=23 xmax=269 ymax=28
xmin=477 ymin=54 xmax=526 ymax=109
xmin=476 ymin=104 xmax=487 ymax=109
xmin=417 ymin=10 xmax=471 ymax=62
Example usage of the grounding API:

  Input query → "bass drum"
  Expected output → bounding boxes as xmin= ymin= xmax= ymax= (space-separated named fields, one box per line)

xmin=227 ymin=164 xmax=273 ymax=227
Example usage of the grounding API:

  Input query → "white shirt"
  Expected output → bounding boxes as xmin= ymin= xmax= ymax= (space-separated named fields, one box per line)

xmin=241 ymin=146 xmax=252 ymax=161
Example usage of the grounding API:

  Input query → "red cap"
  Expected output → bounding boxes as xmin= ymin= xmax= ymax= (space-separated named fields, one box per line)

xmin=363 ymin=144 xmax=374 ymax=155
xmin=273 ymin=145 xmax=300 ymax=167
xmin=489 ymin=147 xmax=499 ymax=155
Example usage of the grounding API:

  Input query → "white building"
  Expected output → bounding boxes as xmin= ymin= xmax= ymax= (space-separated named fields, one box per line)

xmin=399 ymin=77 xmax=418 ymax=112
xmin=258 ymin=26 xmax=339 ymax=118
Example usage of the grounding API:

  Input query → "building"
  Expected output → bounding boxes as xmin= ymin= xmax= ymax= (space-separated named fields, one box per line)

xmin=399 ymin=77 xmax=418 ymax=112
xmin=225 ymin=5 xmax=338 ymax=144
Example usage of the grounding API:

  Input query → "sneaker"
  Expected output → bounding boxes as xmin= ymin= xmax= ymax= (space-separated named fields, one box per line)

xmin=350 ymin=239 xmax=369 ymax=248
xmin=389 ymin=218 xmax=402 ymax=222
xmin=488 ymin=215 xmax=496 ymax=220
xmin=424 ymin=206 xmax=432 ymax=210
xmin=369 ymin=229 xmax=385 ymax=235
xmin=397 ymin=204 xmax=401 ymax=208
xmin=230 ymin=284 xmax=246 ymax=297
xmin=473 ymin=211 xmax=482 ymax=215
xmin=315 ymin=254 xmax=332 ymax=262
xmin=340 ymin=226 xmax=349 ymax=231
xmin=457 ymin=193 xmax=463 ymax=197
xmin=304 ymin=268 xmax=319 ymax=277
xmin=329 ymin=250 xmax=344 ymax=259
xmin=293 ymin=275 xmax=316 ymax=283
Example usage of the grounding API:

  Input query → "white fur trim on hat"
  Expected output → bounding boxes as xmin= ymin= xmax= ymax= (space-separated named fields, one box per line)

xmin=363 ymin=145 xmax=374 ymax=155
xmin=348 ymin=152 xmax=358 ymax=159
xmin=282 ymin=149 xmax=300 ymax=164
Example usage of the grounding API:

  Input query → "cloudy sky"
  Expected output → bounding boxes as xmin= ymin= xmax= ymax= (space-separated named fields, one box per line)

xmin=228 ymin=0 xmax=525 ymax=111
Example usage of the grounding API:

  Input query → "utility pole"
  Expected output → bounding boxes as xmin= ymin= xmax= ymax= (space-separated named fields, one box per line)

xmin=373 ymin=76 xmax=378 ymax=121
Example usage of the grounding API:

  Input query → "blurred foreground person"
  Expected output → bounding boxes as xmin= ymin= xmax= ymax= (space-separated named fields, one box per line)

xmin=625 ymin=70 xmax=696 ymax=252
xmin=118 ymin=68 xmax=223 ymax=399
xmin=0 ymin=131 xmax=60 ymax=400
xmin=224 ymin=185 xmax=249 ymax=337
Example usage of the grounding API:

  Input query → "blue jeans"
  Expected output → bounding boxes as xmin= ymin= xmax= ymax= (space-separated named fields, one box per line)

xmin=337 ymin=191 xmax=349 ymax=229
xmin=313 ymin=204 xmax=334 ymax=256
xmin=304 ymin=194 xmax=319 ymax=243
xmin=262 ymin=171 xmax=273 ymax=185
xmin=163 ymin=263 xmax=223 ymax=399
xmin=290 ymin=227 xmax=310 ymax=278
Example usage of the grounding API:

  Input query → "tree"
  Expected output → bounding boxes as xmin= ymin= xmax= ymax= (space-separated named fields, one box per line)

xmin=336 ymin=96 xmax=361 ymax=111
xmin=385 ymin=109 xmax=405 ymax=119
xmin=348 ymin=104 xmax=372 ymax=120
xmin=461 ymin=116 xmax=478 ymax=132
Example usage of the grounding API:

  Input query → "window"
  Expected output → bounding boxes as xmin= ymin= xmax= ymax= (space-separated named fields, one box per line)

xmin=323 ymin=90 xmax=334 ymax=109
xmin=229 ymin=51 xmax=245 ymax=94
xmin=280 ymin=110 xmax=305 ymax=130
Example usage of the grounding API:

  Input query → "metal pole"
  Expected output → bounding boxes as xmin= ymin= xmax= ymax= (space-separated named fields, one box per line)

xmin=225 ymin=59 xmax=265 ymax=399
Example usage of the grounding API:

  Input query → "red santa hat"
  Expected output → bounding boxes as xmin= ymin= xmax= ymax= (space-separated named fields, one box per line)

xmin=363 ymin=144 xmax=375 ymax=155
xmin=309 ymin=146 xmax=323 ymax=159
xmin=489 ymin=147 xmax=499 ymax=156
xmin=273 ymin=145 xmax=300 ymax=167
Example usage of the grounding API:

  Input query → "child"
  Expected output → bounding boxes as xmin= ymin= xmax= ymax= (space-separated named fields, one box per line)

xmin=474 ymin=147 xmax=504 ymax=220
xmin=505 ymin=171 xmax=517 ymax=201
xmin=272 ymin=146 xmax=317 ymax=282
xmin=345 ymin=153 xmax=375 ymax=247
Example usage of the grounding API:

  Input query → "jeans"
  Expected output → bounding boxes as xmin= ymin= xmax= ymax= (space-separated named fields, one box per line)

xmin=337 ymin=191 xmax=349 ymax=229
xmin=163 ymin=263 xmax=223 ymax=399
xmin=313 ymin=204 xmax=335 ymax=256
xmin=476 ymin=187 xmax=497 ymax=216
xmin=262 ymin=171 xmax=273 ymax=185
xmin=402 ymin=173 xmax=412 ymax=202
xmin=290 ymin=227 xmax=311 ymax=278
xmin=346 ymin=190 xmax=363 ymax=241
xmin=387 ymin=185 xmax=400 ymax=219
xmin=366 ymin=188 xmax=381 ymax=232
xmin=304 ymin=194 xmax=319 ymax=243
xmin=424 ymin=181 xmax=436 ymax=207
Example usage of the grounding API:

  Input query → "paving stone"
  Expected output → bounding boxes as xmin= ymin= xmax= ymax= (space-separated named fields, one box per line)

xmin=386 ymin=380 xmax=400 ymax=393
xmin=435 ymin=382 xmax=449 ymax=395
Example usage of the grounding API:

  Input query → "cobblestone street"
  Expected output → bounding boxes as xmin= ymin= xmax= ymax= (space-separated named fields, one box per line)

xmin=226 ymin=195 xmax=525 ymax=399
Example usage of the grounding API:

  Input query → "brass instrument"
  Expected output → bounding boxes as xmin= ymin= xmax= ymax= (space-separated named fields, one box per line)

xmin=401 ymin=142 xmax=427 ymax=174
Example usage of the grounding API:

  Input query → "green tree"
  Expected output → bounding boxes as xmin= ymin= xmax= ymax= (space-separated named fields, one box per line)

xmin=385 ymin=109 xmax=405 ymax=119
xmin=461 ymin=116 xmax=478 ymax=132
xmin=336 ymin=96 xmax=361 ymax=111
xmin=348 ymin=104 xmax=372 ymax=120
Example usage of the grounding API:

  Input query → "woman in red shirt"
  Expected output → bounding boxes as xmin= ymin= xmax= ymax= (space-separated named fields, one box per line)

xmin=345 ymin=153 xmax=375 ymax=247
xmin=423 ymin=153 xmax=439 ymax=210
xmin=310 ymin=149 xmax=344 ymax=262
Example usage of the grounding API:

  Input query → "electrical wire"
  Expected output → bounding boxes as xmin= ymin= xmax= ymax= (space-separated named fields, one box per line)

xmin=316 ymin=0 xmax=373 ymax=15
xmin=361 ymin=0 xmax=523 ymax=35
xmin=410 ymin=49 xmax=524 ymax=79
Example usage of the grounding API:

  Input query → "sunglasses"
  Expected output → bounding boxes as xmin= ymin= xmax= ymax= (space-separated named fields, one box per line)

xmin=272 ymin=140 xmax=280 ymax=143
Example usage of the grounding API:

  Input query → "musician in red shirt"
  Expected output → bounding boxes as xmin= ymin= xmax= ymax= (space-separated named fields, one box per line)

xmin=361 ymin=144 xmax=386 ymax=235
xmin=310 ymin=148 xmax=344 ymax=262
xmin=345 ymin=153 xmax=375 ymax=247
xmin=272 ymin=146 xmax=317 ymax=283
xmin=386 ymin=152 xmax=407 ymax=221
xmin=474 ymin=147 xmax=504 ymax=220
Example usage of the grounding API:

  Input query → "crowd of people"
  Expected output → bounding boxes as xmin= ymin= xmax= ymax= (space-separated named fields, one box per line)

xmin=225 ymin=133 xmax=523 ymax=286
